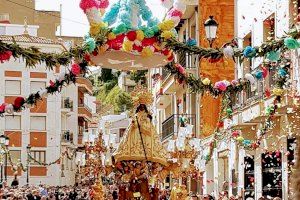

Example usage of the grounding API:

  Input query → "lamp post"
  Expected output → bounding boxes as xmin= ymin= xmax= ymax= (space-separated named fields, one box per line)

xmin=204 ymin=16 xmax=218 ymax=48
xmin=3 ymin=136 xmax=9 ymax=182
xmin=0 ymin=135 xmax=6 ymax=182
xmin=26 ymin=144 xmax=31 ymax=185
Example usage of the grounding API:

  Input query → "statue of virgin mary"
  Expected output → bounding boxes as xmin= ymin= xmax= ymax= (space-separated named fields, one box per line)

xmin=113 ymin=85 xmax=168 ymax=166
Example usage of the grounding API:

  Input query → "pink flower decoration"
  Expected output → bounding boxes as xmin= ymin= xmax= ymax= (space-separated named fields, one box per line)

xmin=71 ymin=63 xmax=81 ymax=76
xmin=0 ymin=103 xmax=6 ymax=113
xmin=79 ymin=0 xmax=100 ymax=13
xmin=214 ymin=81 xmax=227 ymax=91
xmin=167 ymin=8 xmax=183 ymax=18
xmin=231 ymin=80 xmax=238 ymax=85
xmin=175 ymin=64 xmax=185 ymax=74
xmin=99 ymin=0 xmax=109 ymax=9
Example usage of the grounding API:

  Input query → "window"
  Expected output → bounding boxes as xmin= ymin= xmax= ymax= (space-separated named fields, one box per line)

xmin=9 ymin=150 xmax=21 ymax=165
xmin=30 ymin=81 xmax=46 ymax=94
xmin=30 ymin=151 xmax=46 ymax=165
xmin=262 ymin=151 xmax=282 ymax=198
xmin=244 ymin=155 xmax=255 ymax=199
xmin=30 ymin=116 xmax=46 ymax=131
xmin=5 ymin=80 xmax=21 ymax=95
xmin=263 ymin=14 xmax=275 ymax=42
xmin=5 ymin=115 xmax=21 ymax=130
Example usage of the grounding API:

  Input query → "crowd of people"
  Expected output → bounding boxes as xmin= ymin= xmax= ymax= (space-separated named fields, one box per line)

xmin=0 ymin=182 xmax=92 ymax=199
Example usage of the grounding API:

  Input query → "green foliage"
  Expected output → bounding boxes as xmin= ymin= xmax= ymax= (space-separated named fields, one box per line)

xmin=104 ymin=86 xmax=133 ymax=113
xmin=129 ymin=70 xmax=147 ymax=84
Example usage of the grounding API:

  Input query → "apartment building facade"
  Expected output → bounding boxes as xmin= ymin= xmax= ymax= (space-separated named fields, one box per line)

xmin=200 ymin=0 xmax=300 ymax=199
xmin=0 ymin=23 xmax=96 ymax=186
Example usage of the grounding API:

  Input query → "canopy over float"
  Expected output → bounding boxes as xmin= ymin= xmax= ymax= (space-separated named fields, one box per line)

xmin=80 ymin=0 xmax=186 ymax=70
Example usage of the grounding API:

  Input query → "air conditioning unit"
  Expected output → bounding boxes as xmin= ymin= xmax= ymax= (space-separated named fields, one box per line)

xmin=0 ymin=14 xmax=9 ymax=23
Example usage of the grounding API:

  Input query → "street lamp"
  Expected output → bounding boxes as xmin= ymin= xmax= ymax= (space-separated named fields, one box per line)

xmin=204 ymin=16 xmax=218 ymax=47
xmin=26 ymin=144 xmax=31 ymax=185
xmin=0 ymin=135 xmax=6 ymax=182
xmin=3 ymin=136 xmax=9 ymax=182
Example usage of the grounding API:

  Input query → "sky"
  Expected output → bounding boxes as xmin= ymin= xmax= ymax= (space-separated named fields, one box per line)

xmin=35 ymin=0 xmax=166 ymax=37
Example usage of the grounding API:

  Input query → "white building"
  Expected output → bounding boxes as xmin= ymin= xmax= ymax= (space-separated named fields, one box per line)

xmin=0 ymin=22 xmax=96 ymax=186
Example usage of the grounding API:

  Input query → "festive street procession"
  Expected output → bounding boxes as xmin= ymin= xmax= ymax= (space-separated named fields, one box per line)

xmin=0 ymin=0 xmax=300 ymax=199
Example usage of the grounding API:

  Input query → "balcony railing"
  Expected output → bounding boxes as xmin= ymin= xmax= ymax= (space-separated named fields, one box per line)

xmin=61 ymin=97 xmax=73 ymax=111
xmin=178 ymin=52 xmax=198 ymax=69
xmin=78 ymin=103 xmax=92 ymax=113
xmin=61 ymin=130 xmax=73 ymax=144
xmin=161 ymin=114 xmax=196 ymax=141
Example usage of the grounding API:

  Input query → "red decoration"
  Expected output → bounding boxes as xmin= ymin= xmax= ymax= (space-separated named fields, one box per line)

xmin=92 ymin=50 xmax=98 ymax=56
xmin=265 ymin=89 xmax=271 ymax=98
xmin=71 ymin=63 xmax=81 ymax=76
xmin=168 ymin=8 xmax=183 ymax=18
xmin=49 ymin=80 xmax=55 ymax=87
xmin=167 ymin=54 xmax=174 ymax=61
xmin=13 ymin=97 xmax=25 ymax=110
xmin=0 ymin=50 xmax=12 ymax=63
xmin=0 ymin=103 xmax=6 ymax=113
xmin=133 ymin=44 xmax=143 ymax=52
xmin=232 ymin=130 xmax=240 ymax=137
xmin=126 ymin=31 xmax=137 ymax=41
xmin=262 ymin=66 xmax=268 ymax=78
xmin=84 ymin=53 xmax=91 ymax=62
xmin=251 ymin=143 xmax=259 ymax=149
xmin=175 ymin=63 xmax=185 ymax=74
xmin=141 ymin=37 xmax=157 ymax=46
xmin=217 ymin=121 xmax=224 ymax=128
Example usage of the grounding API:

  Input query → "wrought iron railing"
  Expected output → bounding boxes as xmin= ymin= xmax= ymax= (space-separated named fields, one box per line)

xmin=161 ymin=114 xmax=196 ymax=141
xmin=61 ymin=130 xmax=73 ymax=143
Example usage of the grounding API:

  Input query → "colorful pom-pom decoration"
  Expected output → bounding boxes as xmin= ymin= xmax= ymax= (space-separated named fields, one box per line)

xmin=243 ymin=46 xmax=256 ymax=58
xmin=284 ymin=38 xmax=300 ymax=49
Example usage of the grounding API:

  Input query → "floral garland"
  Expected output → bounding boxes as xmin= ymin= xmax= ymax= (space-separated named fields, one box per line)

xmin=0 ymin=62 xmax=87 ymax=116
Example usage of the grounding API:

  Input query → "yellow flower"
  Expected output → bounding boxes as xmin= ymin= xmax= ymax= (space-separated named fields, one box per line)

xmin=141 ymin=47 xmax=153 ymax=57
xmin=108 ymin=32 xmax=116 ymax=40
xmin=272 ymin=88 xmax=284 ymax=96
xmin=90 ymin=22 xmax=107 ymax=36
xmin=202 ymin=78 xmax=211 ymax=85
xmin=98 ymin=44 xmax=108 ymax=53
xmin=236 ymin=136 xmax=244 ymax=142
xmin=161 ymin=31 xmax=174 ymax=39
xmin=153 ymin=43 xmax=161 ymax=51
xmin=136 ymin=30 xmax=144 ymax=41
xmin=122 ymin=40 xmax=133 ymax=52
xmin=158 ymin=20 xmax=175 ymax=31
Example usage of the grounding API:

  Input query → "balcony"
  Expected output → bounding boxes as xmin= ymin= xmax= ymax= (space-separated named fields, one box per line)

xmin=76 ymin=75 xmax=93 ymax=95
xmin=78 ymin=103 xmax=93 ymax=121
xmin=178 ymin=52 xmax=198 ymax=70
xmin=61 ymin=130 xmax=73 ymax=145
xmin=161 ymin=114 xmax=196 ymax=141
xmin=61 ymin=97 xmax=73 ymax=113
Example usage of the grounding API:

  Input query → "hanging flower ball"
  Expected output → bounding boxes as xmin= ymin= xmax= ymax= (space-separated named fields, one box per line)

xmin=168 ymin=8 xmax=183 ymax=18
xmin=79 ymin=0 xmax=100 ymax=13
xmin=161 ymin=31 xmax=174 ymax=39
xmin=107 ymin=32 xmax=116 ymax=40
xmin=223 ymin=45 xmax=234 ymax=58
xmin=99 ymin=0 xmax=109 ymax=9
xmin=244 ymin=73 xmax=255 ymax=84
xmin=243 ymin=46 xmax=256 ymax=58
xmin=84 ymin=37 xmax=96 ymax=53
xmin=278 ymin=68 xmax=287 ymax=77
xmin=71 ymin=63 xmax=81 ymax=76
xmin=5 ymin=104 xmax=14 ymax=114
xmin=262 ymin=66 xmax=268 ymax=78
xmin=284 ymin=38 xmax=300 ymax=49
xmin=136 ymin=30 xmax=144 ymax=41
xmin=255 ymin=70 xmax=263 ymax=80
xmin=186 ymin=38 xmax=197 ymax=46
xmin=13 ymin=97 xmax=25 ymax=110
xmin=214 ymin=81 xmax=227 ymax=92
xmin=126 ymin=31 xmax=137 ymax=41
xmin=0 ymin=50 xmax=13 ymax=63
xmin=160 ymin=0 xmax=174 ymax=9
xmin=236 ymin=136 xmax=244 ymax=142
xmin=232 ymin=130 xmax=240 ymax=137
xmin=272 ymin=87 xmax=284 ymax=96
xmin=242 ymin=139 xmax=251 ymax=146
xmin=202 ymin=78 xmax=211 ymax=86
xmin=141 ymin=47 xmax=154 ymax=57
xmin=266 ymin=50 xmax=280 ymax=61
xmin=226 ymin=108 xmax=233 ymax=115
xmin=0 ymin=103 xmax=6 ymax=113
xmin=158 ymin=20 xmax=175 ymax=31
xmin=122 ymin=40 xmax=134 ymax=52
xmin=173 ymin=0 xmax=186 ymax=13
